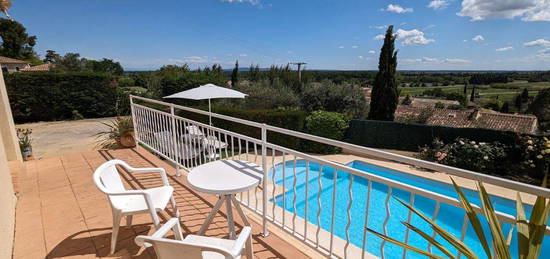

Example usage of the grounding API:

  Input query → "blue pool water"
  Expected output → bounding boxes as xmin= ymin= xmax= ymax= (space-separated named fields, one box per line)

xmin=269 ymin=160 xmax=550 ymax=259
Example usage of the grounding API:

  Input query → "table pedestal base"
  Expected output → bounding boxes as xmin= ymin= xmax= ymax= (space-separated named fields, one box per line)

xmin=198 ymin=194 xmax=251 ymax=239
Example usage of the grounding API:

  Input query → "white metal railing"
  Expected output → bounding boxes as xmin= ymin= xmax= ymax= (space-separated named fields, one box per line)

xmin=130 ymin=95 xmax=550 ymax=259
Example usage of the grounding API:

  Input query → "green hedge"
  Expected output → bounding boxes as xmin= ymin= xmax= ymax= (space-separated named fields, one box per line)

xmin=5 ymin=72 xmax=118 ymax=123
xmin=178 ymin=106 xmax=307 ymax=150
xmin=346 ymin=120 xmax=521 ymax=151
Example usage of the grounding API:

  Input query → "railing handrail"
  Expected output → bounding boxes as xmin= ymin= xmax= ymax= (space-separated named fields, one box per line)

xmin=130 ymin=95 xmax=550 ymax=198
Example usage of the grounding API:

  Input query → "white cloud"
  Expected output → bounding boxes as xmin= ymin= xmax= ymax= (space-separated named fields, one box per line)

xmin=463 ymin=39 xmax=468 ymax=42
xmin=496 ymin=46 xmax=514 ymax=51
xmin=370 ymin=25 xmax=387 ymax=29
xmin=374 ymin=34 xmax=385 ymax=40
xmin=357 ymin=56 xmax=364 ymax=60
xmin=395 ymin=29 xmax=435 ymax=46
xmin=401 ymin=57 xmax=471 ymax=63
xmin=445 ymin=58 xmax=471 ymax=63
xmin=472 ymin=35 xmax=485 ymax=41
xmin=170 ymin=56 xmax=209 ymax=64
xmin=221 ymin=0 xmax=260 ymax=5
xmin=458 ymin=0 xmax=550 ymax=22
xmin=428 ymin=0 xmax=449 ymax=10
xmin=385 ymin=4 xmax=413 ymax=13
xmin=539 ymin=48 xmax=550 ymax=54
xmin=338 ymin=46 xmax=345 ymax=49
xmin=351 ymin=45 xmax=359 ymax=48
xmin=524 ymin=39 xmax=550 ymax=47
xmin=368 ymin=50 xmax=376 ymax=54
xmin=239 ymin=53 xmax=248 ymax=57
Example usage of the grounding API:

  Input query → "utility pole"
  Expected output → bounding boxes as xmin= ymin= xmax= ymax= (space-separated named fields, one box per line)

xmin=291 ymin=62 xmax=307 ymax=82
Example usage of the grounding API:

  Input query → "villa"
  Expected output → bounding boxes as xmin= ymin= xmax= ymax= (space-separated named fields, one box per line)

xmin=0 ymin=56 xmax=30 ymax=73
xmin=2 ymin=64 xmax=549 ymax=259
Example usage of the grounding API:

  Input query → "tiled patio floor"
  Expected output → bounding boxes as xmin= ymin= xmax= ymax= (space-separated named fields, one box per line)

xmin=10 ymin=147 xmax=310 ymax=259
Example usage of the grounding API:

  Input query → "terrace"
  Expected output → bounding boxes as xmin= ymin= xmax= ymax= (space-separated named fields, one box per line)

xmin=2 ymin=94 xmax=550 ymax=259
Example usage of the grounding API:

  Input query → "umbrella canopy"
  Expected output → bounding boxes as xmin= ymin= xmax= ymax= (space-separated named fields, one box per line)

xmin=163 ymin=83 xmax=247 ymax=100
xmin=163 ymin=83 xmax=247 ymax=125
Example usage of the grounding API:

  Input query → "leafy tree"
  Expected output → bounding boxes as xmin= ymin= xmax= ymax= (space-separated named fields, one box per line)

xmin=368 ymin=25 xmax=399 ymax=121
xmin=231 ymin=60 xmax=239 ymax=87
xmin=301 ymin=80 xmax=366 ymax=118
xmin=470 ymin=85 xmax=476 ymax=101
xmin=521 ymin=88 xmax=530 ymax=102
xmin=0 ymin=18 xmax=37 ymax=60
xmin=528 ymin=88 xmax=550 ymax=132
xmin=53 ymin=53 xmax=87 ymax=72
xmin=86 ymin=58 xmax=123 ymax=75
xmin=500 ymin=102 xmax=509 ymax=113
xmin=515 ymin=94 xmax=523 ymax=111
xmin=43 ymin=50 xmax=60 ymax=64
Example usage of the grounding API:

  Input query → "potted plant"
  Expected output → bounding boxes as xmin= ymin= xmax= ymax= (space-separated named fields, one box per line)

xmin=95 ymin=116 xmax=135 ymax=148
xmin=17 ymin=128 xmax=33 ymax=160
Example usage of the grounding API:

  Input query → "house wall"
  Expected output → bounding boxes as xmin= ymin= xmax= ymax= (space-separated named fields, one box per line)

xmin=1 ymin=63 xmax=30 ymax=73
xmin=0 ymin=68 xmax=19 ymax=259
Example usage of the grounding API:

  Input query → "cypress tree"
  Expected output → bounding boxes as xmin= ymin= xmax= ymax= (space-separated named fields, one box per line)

xmin=470 ymin=85 xmax=476 ymax=102
xmin=231 ymin=60 xmax=239 ymax=87
xmin=368 ymin=25 xmax=399 ymax=121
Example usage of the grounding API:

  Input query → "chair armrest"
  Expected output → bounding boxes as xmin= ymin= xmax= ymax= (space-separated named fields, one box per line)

xmin=230 ymin=226 xmax=252 ymax=256
xmin=151 ymin=218 xmax=183 ymax=239
xmin=115 ymin=160 xmax=170 ymax=186
xmin=107 ymin=190 xmax=156 ymax=214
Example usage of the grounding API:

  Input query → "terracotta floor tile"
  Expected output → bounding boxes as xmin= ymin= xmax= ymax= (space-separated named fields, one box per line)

xmin=13 ymin=148 xmax=311 ymax=259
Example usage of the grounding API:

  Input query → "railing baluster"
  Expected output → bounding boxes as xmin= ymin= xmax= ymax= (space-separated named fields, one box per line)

xmin=292 ymin=156 xmax=297 ymax=235
xmin=304 ymin=160 xmax=310 ymax=241
xmin=344 ymin=174 xmax=354 ymax=259
xmin=254 ymin=142 xmax=258 ymax=163
xmin=246 ymin=141 xmax=249 ymax=161
xmin=427 ymin=201 xmax=441 ymax=253
xmin=238 ymin=137 xmax=242 ymax=160
xmin=282 ymin=153 xmax=286 ymax=228
xmin=316 ymin=165 xmax=323 ymax=248
xmin=457 ymin=213 xmax=469 ymax=259
xmin=329 ymin=167 xmax=338 ymax=256
xmin=380 ymin=186 xmax=393 ymax=259
xmin=361 ymin=180 xmax=372 ymax=259
xmin=223 ymin=133 xmax=229 ymax=159
xmin=271 ymin=148 xmax=276 ymax=223
xmin=402 ymin=193 xmax=416 ymax=259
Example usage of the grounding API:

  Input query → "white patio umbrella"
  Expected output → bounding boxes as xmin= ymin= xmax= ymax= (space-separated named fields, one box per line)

xmin=163 ymin=83 xmax=247 ymax=125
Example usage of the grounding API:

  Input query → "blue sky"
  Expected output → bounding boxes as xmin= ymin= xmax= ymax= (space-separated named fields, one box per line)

xmin=8 ymin=0 xmax=550 ymax=70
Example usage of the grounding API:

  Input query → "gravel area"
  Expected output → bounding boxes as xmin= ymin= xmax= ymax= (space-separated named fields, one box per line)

xmin=16 ymin=117 xmax=115 ymax=159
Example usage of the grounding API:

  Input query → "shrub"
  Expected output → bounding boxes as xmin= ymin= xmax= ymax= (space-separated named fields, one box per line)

xmin=417 ymin=138 xmax=507 ymax=174
xmin=231 ymin=79 xmax=300 ymax=109
xmin=301 ymin=111 xmax=348 ymax=154
xmin=301 ymin=80 xmax=366 ymax=118
xmin=178 ymin=106 xmax=307 ymax=150
xmin=482 ymin=99 xmax=502 ymax=111
xmin=5 ymin=72 xmax=118 ymax=123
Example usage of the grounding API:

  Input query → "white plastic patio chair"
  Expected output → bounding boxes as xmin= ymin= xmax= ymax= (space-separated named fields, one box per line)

xmin=185 ymin=125 xmax=227 ymax=159
xmin=153 ymin=131 xmax=200 ymax=160
xmin=135 ymin=218 xmax=253 ymax=259
xmin=93 ymin=159 xmax=181 ymax=254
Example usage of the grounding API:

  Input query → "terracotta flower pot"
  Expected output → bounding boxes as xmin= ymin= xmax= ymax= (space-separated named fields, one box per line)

xmin=119 ymin=132 xmax=136 ymax=148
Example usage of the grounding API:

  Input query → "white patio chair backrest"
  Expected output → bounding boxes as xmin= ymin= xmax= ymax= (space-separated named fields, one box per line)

xmin=186 ymin=125 xmax=204 ymax=136
xmin=93 ymin=160 xmax=127 ymax=194
xmin=137 ymin=237 xmax=233 ymax=259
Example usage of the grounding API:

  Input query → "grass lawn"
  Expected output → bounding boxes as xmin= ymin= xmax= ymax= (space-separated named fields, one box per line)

xmin=398 ymin=81 xmax=550 ymax=104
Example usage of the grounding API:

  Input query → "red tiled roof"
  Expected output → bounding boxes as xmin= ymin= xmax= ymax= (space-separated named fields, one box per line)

xmin=0 ymin=56 xmax=29 ymax=64
xmin=395 ymin=105 xmax=538 ymax=133
xmin=20 ymin=63 xmax=54 ymax=72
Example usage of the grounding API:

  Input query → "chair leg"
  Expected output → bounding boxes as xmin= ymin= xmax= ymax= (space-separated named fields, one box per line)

xmin=126 ymin=215 xmax=133 ymax=228
xmin=170 ymin=196 xmax=181 ymax=221
xmin=111 ymin=212 xmax=122 ymax=254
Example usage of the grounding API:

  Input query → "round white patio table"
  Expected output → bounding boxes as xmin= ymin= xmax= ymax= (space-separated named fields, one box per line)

xmin=187 ymin=160 xmax=263 ymax=239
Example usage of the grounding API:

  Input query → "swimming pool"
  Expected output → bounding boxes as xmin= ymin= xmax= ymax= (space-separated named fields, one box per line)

xmin=269 ymin=159 xmax=550 ymax=259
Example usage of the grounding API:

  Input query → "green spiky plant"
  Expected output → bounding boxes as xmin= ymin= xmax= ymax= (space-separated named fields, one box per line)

xmin=94 ymin=116 xmax=135 ymax=148
xmin=367 ymin=178 xmax=550 ymax=259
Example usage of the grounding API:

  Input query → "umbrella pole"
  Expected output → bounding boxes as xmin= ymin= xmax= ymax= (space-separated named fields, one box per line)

xmin=208 ymin=98 xmax=212 ymax=126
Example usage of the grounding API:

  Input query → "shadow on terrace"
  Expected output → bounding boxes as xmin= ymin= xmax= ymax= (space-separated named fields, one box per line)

xmin=10 ymin=147 xmax=308 ymax=259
